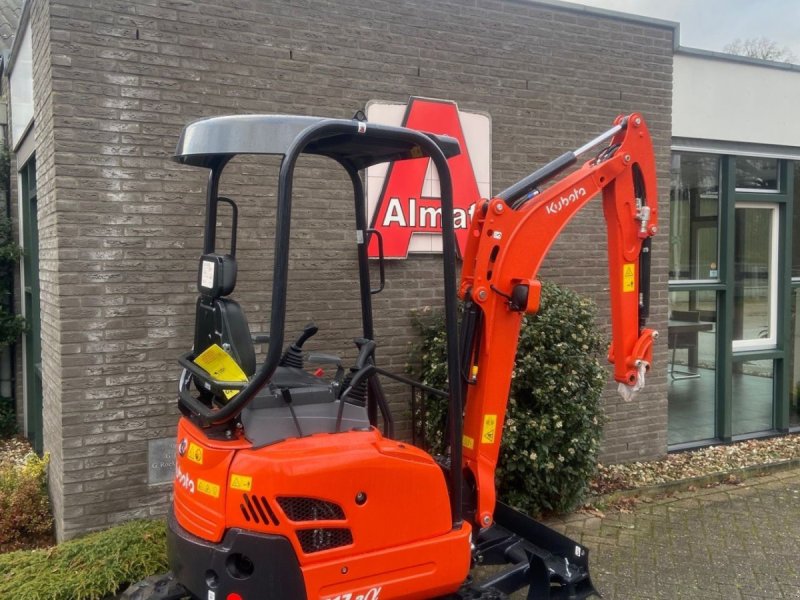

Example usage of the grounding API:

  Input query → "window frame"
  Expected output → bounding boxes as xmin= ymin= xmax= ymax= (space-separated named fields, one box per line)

xmin=731 ymin=202 xmax=780 ymax=352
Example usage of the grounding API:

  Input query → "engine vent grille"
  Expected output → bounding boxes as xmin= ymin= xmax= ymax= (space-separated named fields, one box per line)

xmin=240 ymin=494 xmax=280 ymax=525
xmin=296 ymin=528 xmax=353 ymax=553
xmin=277 ymin=496 xmax=345 ymax=522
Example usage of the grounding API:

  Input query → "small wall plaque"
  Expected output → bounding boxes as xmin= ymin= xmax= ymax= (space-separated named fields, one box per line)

xmin=148 ymin=437 xmax=176 ymax=485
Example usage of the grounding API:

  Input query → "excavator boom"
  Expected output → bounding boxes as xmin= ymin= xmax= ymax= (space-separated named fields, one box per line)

xmin=458 ymin=113 xmax=658 ymax=527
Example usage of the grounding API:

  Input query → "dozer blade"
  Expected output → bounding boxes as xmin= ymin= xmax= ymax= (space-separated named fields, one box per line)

xmin=467 ymin=502 xmax=599 ymax=600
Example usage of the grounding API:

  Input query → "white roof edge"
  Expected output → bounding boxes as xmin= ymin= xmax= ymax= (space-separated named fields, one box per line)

xmin=676 ymin=46 xmax=800 ymax=74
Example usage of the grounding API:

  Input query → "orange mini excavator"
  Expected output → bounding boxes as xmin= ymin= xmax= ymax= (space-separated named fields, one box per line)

xmin=130 ymin=111 xmax=657 ymax=600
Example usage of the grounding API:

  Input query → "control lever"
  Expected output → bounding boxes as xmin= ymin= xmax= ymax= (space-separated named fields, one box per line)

xmin=295 ymin=323 xmax=319 ymax=348
xmin=337 ymin=339 xmax=377 ymax=431
xmin=338 ymin=339 xmax=377 ymax=404
xmin=308 ymin=352 xmax=345 ymax=389
xmin=279 ymin=322 xmax=318 ymax=369
xmin=353 ymin=338 xmax=376 ymax=370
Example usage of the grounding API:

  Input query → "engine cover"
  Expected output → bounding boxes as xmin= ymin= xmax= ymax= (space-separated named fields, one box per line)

xmin=171 ymin=418 xmax=471 ymax=599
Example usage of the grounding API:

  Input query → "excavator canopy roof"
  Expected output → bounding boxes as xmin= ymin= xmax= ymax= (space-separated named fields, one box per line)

xmin=173 ymin=114 xmax=461 ymax=169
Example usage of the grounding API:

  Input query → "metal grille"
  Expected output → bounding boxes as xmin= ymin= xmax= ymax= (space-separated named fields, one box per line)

xmin=240 ymin=494 xmax=280 ymax=525
xmin=296 ymin=528 xmax=353 ymax=553
xmin=277 ymin=496 xmax=345 ymax=521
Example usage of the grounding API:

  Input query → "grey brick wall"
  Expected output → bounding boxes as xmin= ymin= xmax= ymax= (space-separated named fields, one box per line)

xmin=30 ymin=0 xmax=65 ymax=537
xmin=28 ymin=0 xmax=673 ymax=538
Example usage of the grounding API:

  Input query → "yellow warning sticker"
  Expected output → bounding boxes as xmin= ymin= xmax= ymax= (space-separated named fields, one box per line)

xmin=481 ymin=414 xmax=498 ymax=444
xmin=622 ymin=263 xmax=636 ymax=293
xmin=186 ymin=442 xmax=203 ymax=465
xmin=230 ymin=474 xmax=252 ymax=492
xmin=462 ymin=435 xmax=475 ymax=450
xmin=197 ymin=478 xmax=220 ymax=498
xmin=193 ymin=344 xmax=249 ymax=400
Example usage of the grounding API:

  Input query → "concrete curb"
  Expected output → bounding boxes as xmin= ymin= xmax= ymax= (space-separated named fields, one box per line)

xmin=589 ymin=457 xmax=800 ymax=506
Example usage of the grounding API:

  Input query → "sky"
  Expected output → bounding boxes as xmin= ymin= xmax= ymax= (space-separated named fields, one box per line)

xmin=573 ymin=0 xmax=800 ymax=59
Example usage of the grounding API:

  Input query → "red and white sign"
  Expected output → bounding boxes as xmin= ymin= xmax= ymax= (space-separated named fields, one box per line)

xmin=366 ymin=97 xmax=491 ymax=258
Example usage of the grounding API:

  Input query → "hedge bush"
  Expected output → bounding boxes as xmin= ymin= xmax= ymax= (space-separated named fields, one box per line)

xmin=0 ymin=396 xmax=15 ymax=438
xmin=410 ymin=281 xmax=606 ymax=515
xmin=0 ymin=519 xmax=168 ymax=600
xmin=0 ymin=214 xmax=26 ymax=348
xmin=0 ymin=211 xmax=26 ymax=438
xmin=0 ymin=452 xmax=53 ymax=552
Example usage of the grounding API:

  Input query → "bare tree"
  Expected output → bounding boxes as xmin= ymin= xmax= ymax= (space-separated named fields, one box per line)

xmin=724 ymin=37 xmax=796 ymax=63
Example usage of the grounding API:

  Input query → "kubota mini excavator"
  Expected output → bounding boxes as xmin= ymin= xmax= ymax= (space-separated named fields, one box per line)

xmin=129 ymin=110 xmax=657 ymax=600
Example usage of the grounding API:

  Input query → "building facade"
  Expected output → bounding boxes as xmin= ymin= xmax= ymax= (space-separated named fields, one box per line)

xmin=6 ymin=0 xmax=674 ymax=539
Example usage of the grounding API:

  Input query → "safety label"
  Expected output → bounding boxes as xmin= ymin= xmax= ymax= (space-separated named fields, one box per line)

xmin=622 ymin=263 xmax=636 ymax=293
xmin=193 ymin=343 xmax=248 ymax=400
xmin=197 ymin=478 xmax=220 ymax=499
xmin=462 ymin=435 xmax=475 ymax=450
xmin=230 ymin=474 xmax=253 ymax=491
xmin=200 ymin=260 xmax=215 ymax=289
xmin=481 ymin=414 xmax=497 ymax=444
xmin=186 ymin=442 xmax=204 ymax=465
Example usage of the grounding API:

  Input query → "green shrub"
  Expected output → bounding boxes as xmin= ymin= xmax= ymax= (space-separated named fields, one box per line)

xmin=0 ymin=215 xmax=25 ymax=348
xmin=0 ymin=452 xmax=53 ymax=551
xmin=0 ymin=396 xmax=15 ymax=438
xmin=0 ymin=211 xmax=25 ymax=438
xmin=0 ymin=519 xmax=168 ymax=600
xmin=410 ymin=281 xmax=606 ymax=515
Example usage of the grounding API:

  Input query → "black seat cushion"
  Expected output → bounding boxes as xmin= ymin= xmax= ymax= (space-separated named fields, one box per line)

xmin=216 ymin=297 xmax=256 ymax=377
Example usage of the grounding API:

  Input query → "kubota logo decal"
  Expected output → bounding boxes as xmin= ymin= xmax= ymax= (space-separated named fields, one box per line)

xmin=323 ymin=586 xmax=382 ymax=600
xmin=544 ymin=187 xmax=587 ymax=216
xmin=175 ymin=464 xmax=195 ymax=494
xmin=366 ymin=97 xmax=491 ymax=258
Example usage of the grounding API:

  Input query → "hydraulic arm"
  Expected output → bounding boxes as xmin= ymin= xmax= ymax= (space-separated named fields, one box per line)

xmin=459 ymin=113 xmax=659 ymax=528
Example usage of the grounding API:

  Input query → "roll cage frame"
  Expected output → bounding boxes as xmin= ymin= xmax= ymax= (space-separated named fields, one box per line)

xmin=173 ymin=114 xmax=467 ymax=527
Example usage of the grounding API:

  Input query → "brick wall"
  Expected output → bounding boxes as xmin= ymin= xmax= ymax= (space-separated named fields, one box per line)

xmin=31 ymin=0 xmax=673 ymax=538
xmin=27 ymin=0 xmax=67 ymax=537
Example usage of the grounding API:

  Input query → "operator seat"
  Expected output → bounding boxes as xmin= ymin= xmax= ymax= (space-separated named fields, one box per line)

xmin=193 ymin=253 xmax=256 ymax=376
xmin=191 ymin=253 xmax=371 ymax=447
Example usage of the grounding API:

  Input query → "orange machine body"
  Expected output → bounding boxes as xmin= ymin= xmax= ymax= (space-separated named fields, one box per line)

xmin=172 ymin=418 xmax=472 ymax=599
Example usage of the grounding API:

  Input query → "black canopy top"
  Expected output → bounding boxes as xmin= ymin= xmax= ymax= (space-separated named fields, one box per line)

xmin=173 ymin=114 xmax=461 ymax=169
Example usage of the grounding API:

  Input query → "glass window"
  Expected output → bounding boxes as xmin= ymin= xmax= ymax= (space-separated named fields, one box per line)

xmin=667 ymin=290 xmax=717 ymax=444
xmin=733 ymin=204 xmax=778 ymax=350
xmin=732 ymin=359 xmax=774 ymax=435
xmin=669 ymin=153 xmax=720 ymax=281
xmin=735 ymin=157 xmax=779 ymax=191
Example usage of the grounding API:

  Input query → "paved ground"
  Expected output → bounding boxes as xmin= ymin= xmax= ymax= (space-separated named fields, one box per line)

xmin=543 ymin=468 xmax=800 ymax=599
